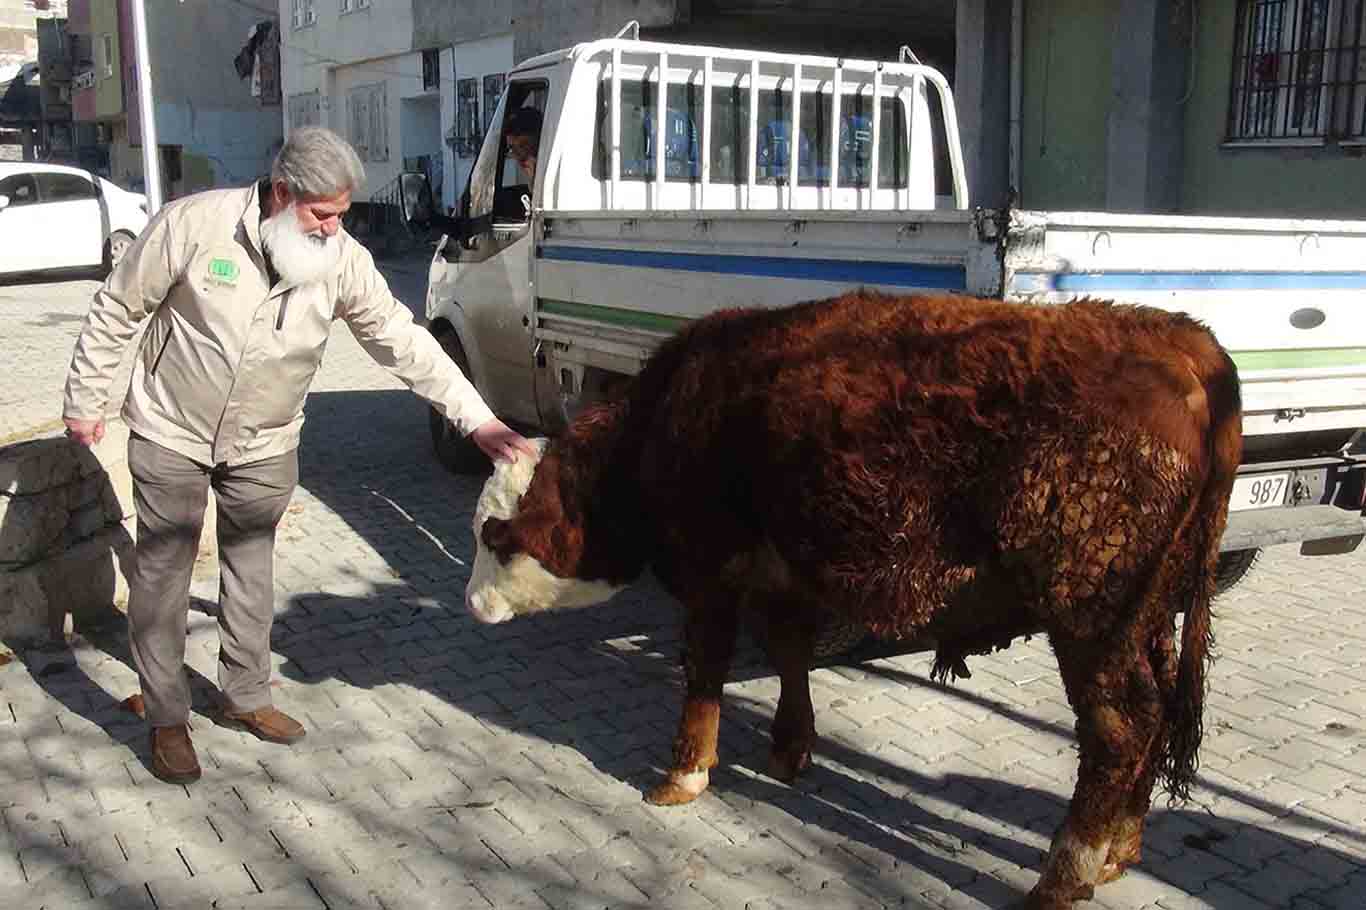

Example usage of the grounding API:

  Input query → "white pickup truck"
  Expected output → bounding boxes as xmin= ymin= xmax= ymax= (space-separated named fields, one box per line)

xmin=399 ymin=31 xmax=1366 ymax=607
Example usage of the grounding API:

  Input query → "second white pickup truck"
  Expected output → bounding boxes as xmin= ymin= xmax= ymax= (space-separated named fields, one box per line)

xmin=399 ymin=31 xmax=1366 ymax=612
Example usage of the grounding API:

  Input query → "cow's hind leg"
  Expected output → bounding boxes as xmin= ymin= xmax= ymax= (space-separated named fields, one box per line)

xmin=1099 ymin=622 xmax=1179 ymax=884
xmin=647 ymin=602 xmax=738 ymax=806
xmin=762 ymin=605 xmax=821 ymax=782
xmin=1027 ymin=632 xmax=1166 ymax=909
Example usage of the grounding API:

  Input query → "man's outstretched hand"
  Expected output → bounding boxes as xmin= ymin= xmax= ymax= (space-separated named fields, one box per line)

xmin=64 ymin=417 xmax=105 ymax=447
xmin=469 ymin=418 xmax=538 ymax=464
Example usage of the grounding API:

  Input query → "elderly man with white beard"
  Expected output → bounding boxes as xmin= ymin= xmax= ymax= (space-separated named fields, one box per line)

xmin=61 ymin=127 xmax=535 ymax=784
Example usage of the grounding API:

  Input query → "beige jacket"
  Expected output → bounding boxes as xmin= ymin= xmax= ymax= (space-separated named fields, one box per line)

xmin=63 ymin=181 xmax=494 ymax=467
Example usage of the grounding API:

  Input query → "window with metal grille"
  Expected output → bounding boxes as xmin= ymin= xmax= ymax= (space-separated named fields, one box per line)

xmin=454 ymin=77 xmax=480 ymax=157
xmin=483 ymin=73 xmax=505 ymax=133
xmin=288 ymin=91 xmax=321 ymax=130
xmin=347 ymin=82 xmax=388 ymax=161
xmin=422 ymin=49 xmax=440 ymax=92
xmin=1227 ymin=0 xmax=1366 ymax=142
xmin=292 ymin=0 xmax=316 ymax=30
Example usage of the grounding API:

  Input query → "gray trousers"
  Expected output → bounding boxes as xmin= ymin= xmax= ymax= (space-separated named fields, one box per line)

xmin=127 ymin=434 xmax=298 ymax=727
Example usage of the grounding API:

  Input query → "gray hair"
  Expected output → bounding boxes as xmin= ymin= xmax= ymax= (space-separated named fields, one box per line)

xmin=271 ymin=126 xmax=366 ymax=199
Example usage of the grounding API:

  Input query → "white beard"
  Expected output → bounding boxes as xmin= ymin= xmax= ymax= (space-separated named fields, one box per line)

xmin=260 ymin=202 xmax=342 ymax=287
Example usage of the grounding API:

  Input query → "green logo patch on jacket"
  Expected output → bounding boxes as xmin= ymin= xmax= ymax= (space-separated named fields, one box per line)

xmin=207 ymin=257 xmax=239 ymax=287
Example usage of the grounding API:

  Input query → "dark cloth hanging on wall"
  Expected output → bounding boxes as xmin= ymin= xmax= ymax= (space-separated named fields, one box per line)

xmin=233 ymin=20 xmax=280 ymax=106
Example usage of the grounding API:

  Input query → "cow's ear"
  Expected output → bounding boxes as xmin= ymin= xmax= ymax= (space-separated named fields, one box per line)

xmin=481 ymin=516 xmax=516 ymax=556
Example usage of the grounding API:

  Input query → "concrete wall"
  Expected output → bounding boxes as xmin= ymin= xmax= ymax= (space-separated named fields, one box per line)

xmin=1104 ymin=0 xmax=1189 ymax=213
xmin=90 ymin=0 xmax=122 ymax=120
xmin=1018 ymin=0 xmax=1111 ymax=210
xmin=413 ymin=0 xmax=679 ymax=64
xmin=123 ymin=0 xmax=282 ymax=195
xmin=0 ymin=421 xmax=218 ymax=646
xmin=955 ymin=0 xmax=1012 ymax=210
xmin=1180 ymin=0 xmax=1366 ymax=217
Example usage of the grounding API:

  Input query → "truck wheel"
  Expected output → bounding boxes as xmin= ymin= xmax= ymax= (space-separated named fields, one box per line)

xmin=429 ymin=330 xmax=490 ymax=475
xmin=1215 ymin=548 xmax=1260 ymax=595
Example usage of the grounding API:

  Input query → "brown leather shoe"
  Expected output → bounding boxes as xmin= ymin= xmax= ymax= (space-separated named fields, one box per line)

xmin=222 ymin=705 xmax=306 ymax=744
xmin=150 ymin=724 xmax=201 ymax=784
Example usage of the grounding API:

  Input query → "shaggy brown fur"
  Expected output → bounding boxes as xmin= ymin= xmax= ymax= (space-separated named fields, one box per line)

xmin=479 ymin=289 xmax=1241 ymax=909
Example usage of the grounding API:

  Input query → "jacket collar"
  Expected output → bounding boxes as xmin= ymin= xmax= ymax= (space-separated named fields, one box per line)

xmin=241 ymin=178 xmax=270 ymax=260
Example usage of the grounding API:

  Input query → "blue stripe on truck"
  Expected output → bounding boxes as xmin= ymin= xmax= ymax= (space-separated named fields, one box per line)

xmin=538 ymin=245 xmax=968 ymax=291
xmin=1010 ymin=270 xmax=1366 ymax=294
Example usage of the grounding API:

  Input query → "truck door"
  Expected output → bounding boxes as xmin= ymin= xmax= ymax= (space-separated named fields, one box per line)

xmin=442 ymin=80 xmax=548 ymax=425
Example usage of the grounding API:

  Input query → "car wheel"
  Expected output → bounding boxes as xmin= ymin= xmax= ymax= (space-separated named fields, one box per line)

xmin=104 ymin=230 xmax=135 ymax=273
xmin=428 ymin=329 xmax=491 ymax=475
xmin=1215 ymin=548 xmax=1260 ymax=595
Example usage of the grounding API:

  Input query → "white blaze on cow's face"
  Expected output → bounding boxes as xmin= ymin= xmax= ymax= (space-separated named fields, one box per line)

xmin=464 ymin=439 xmax=626 ymax=624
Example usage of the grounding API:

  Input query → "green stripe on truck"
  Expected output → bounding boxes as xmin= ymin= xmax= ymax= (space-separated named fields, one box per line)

xmin=539 ymin=299 xmax=691 ymax=334
xmin=1230 ymin=348 xmax=1366 ymax=371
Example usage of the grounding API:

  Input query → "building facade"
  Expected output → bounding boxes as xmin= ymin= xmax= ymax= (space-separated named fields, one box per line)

xmin=0 ymin=0 xmax=66 ymax=72
xmin=67 ymin=0 xmax=282 ymax=199
xmin=279 ymin=0 xmax=442 ymax=203
xmin=1010 ymin=0 xmax=1366 ymax=216
xmin=0 ymin=0 xmax=67 ymax=159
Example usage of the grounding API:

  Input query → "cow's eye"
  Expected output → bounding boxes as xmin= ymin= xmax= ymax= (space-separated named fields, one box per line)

xmin=481 ymin=517 xmax=515 ymax=555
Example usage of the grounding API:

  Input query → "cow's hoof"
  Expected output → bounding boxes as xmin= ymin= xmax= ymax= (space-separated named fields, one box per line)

xmin=646 ymin=781 xmax=701 ymax=806
xmin=1098 ymin=860 xmax=1130 ymax=885
xmin=1016 ymin=881 xmax=1094 ymax=910
xmin=766 ymin=747 xmax=811 ymax=782
xmin=645 ymin=769 xmax=708 ymax=806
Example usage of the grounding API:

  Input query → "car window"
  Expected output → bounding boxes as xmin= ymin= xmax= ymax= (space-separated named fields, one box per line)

xmin=0 ymin=173 xmax=38 ymax=207
xmin=35 ymin=172 xmax=97 ymax=202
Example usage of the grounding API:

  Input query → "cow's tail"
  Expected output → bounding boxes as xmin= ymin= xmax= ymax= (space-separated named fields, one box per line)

xmin=1161 ymin=345 xmax=1242 ymax=804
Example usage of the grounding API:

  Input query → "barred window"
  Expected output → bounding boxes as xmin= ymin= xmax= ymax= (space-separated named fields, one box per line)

xmin=347 ymin=82 xmax=388 ymax=162
xmin=483 ymin=73 xmax=506 ymax=133
xmin=1227 ymin=0 xmax=1366 ymax=142
xmin=288 ymin=91 xmax=321 ymax=130
xmin=454 ymin=78 xmax=480 ymax=158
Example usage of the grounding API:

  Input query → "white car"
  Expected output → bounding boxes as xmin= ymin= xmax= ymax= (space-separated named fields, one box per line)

xmin=0 ymin=163 xmax=149 ymax=277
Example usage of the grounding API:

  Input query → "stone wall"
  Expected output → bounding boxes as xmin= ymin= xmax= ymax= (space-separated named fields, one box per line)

xmin=0 ymin=420 xmax=216 ymax=646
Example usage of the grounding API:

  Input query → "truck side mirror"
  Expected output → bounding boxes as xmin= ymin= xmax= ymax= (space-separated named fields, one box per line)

xmin=398 ymin=172 xmax=435 ymax=227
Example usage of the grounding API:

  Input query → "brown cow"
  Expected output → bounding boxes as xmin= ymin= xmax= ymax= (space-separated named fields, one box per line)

xmin=464 ymin=289 xmax=1241 ymax=909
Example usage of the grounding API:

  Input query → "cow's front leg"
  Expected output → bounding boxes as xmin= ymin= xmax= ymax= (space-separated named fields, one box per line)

xmin=647 ymin=604 xmax=738 ymax=806
xmin=763 ymin=606 xmax=820 ymax=782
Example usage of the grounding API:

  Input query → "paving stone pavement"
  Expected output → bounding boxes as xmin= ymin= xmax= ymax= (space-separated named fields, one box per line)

xmin=2 ymin=262 xmax=1366 ymax=909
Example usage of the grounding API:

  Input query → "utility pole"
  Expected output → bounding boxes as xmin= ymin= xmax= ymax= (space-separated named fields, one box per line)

xmin=130 ymin=0 xmax=162 ymax=214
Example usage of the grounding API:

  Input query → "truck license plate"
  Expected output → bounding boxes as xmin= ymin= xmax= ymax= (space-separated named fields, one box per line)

xmin=1229 ymin=473 xmax=1291 ymax=512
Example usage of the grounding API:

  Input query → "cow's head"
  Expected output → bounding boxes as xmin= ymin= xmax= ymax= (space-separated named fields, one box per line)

xmin=464 ymin=432 xmax=639 ymax=624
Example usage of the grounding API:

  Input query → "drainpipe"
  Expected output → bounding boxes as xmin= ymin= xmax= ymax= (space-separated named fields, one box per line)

xmin=130 ymin=0 xmax=161 ymax=214
xmin=1009 ymin=0 xmax=1023 ymax=202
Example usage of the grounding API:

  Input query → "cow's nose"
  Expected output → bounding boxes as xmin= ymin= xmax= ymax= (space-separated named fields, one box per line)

xmin=466 ymin=588 xmax=511 ymax=624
